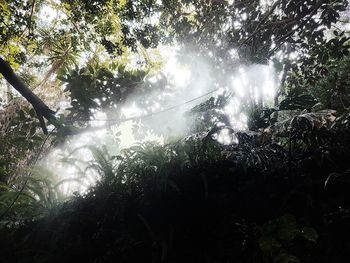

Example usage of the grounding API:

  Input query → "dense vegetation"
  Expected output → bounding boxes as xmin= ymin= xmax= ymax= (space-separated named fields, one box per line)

xmin=0 ymin=0 xmax=350 ymax=262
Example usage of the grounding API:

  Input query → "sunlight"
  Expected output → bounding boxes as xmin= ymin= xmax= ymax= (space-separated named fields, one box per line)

xmin=90 ymin=111 xmax=107 ymax=127
xmin=232 ymin=77 xmax=245 ymax=97
xmin=225 ymin=64 xmax=277 ymax=129
xmin=229 ymin=49 xmax=239 ymax=59
xmin=41 ymin=144 xmax=98 ymax=197
xmin=33 ymin=42 xmax=277 ymax=197
xmin=114 ymin=121 xmax=164 ymax=149
xmin=161 ymin=46 xmax=192 ymax=89
xmin=37 ymin=1 xmax=66 ymax=27
xmin=215 ymin=128 xmax=239 ymax=145
xmin=231 ymin=65 xmax=276 ymax=101
xmin=113 ymin=121 xmax=138 ymax=149
xmin=2 ymin=0 xmax=349 ymax=258
xmin=122 ymin=102 xmax=143 ymax=118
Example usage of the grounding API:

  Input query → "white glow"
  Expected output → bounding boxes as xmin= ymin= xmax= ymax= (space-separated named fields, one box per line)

xmin=233 ymin=20 xmax=242 ymax=28
xmin=37 ymin=2 xmax=67 ymax=27
xmin=122 ymin=102 xmax=143 ymax=118
xmin=216 ymin=128 xmax=239 ymax=145
xmin=41 ymin=140 xmax=99 ymax=198
xmin=224 ymin=64 xmax=277 ymax=129
xmin=161 ymin=46 xmax=192 ymax=89
xmin=36 ymin=43 xmax=279 ymax=197
xmin=229 ymin=49 xmax=238 ymax=59
xmin=232 ymin=78 xmax=245 ymax=97
xmin=148 ymin=75 xmax=159 ymax=83
xmin=113 ymin=121 xmax=164 ymax=149
xmin=289 ymin=51 xmax=299 ymax=60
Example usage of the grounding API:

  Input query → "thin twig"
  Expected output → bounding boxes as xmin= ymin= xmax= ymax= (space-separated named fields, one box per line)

xmin=28 ymin=0 xmax=37 ymax=35
xmin=257 ymin=0 xmax=325 ymax=61
xmin=19 ymin=0 xmax=37 ymax=39
xmin=239 ymin=0 xmax=281 ymax=48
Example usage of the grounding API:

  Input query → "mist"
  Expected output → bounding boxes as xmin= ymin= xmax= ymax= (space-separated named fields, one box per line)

xmin=118 ymin=47 xmax=277 ymax=135
xmin=40 ymin=45 xmax=278 ymax=197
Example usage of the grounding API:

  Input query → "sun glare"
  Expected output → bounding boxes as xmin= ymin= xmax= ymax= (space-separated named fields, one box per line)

xmin=122 ymin=102 xmax=144 ymax=118
xmin=224 ymin=64 xmax=277 ymax=130
xmin=37 ymin=2 xmax=66 ymax=27
xmin=161 ymin=46 xmax=192 ymax=89
xmin=215 ymin=128 xmax=239 ymax=145
xmin=40 ymin=42 xmax=278 ymax=196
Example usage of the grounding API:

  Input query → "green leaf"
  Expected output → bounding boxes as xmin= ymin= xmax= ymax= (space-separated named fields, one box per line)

xmin=18 ymin=109 xmax=26 ymax=120
xmin=29 ymin=126 xmax=37 ymax=136
xmin=29 ymin=108 xmax=36 ymax=117
xmin=300 ymin=227 xmax=318 ymax=242
xmin=56 ymin=74 xmax=68 ymax=82
xmin=273 ymin=252 xmax=300 ymax=263
xmin=277 ymin=214 xmax=299 ymax=241
xmin=259 ymin=236 xmax=281 ymax=255
xmin=261 ymin=220 xmax=278 ymax=236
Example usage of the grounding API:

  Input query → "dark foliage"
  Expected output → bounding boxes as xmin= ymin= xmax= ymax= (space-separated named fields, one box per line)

xmin=1 ymin=115 xmax=350 ymax=263
xmin=1 ymin=0 xmax=350 ymax=262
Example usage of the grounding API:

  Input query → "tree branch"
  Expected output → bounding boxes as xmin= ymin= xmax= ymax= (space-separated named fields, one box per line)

xmin=239 ymin=0 xmax=281 ymax=47
xmin=0 ymin=57 xmax=58 ymax=134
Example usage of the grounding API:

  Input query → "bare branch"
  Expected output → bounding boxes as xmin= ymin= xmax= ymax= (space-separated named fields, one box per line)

xmin=239 ymin=0 xmax=281 ymax=47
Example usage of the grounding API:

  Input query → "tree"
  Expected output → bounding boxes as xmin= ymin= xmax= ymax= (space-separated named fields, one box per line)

xmin=1 ymin=1 xmax=350 ymax=262
xmin=0 ymin=0 xmax=348 ymax=181
xmin=0 ymin=58 xmax=57 ymax=134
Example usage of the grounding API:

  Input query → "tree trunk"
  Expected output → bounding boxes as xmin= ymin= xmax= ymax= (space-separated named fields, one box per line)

xmin=0 ymin=57 xmax=58 ymax=134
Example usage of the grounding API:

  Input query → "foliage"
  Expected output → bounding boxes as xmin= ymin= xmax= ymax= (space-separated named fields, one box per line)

xmin=59 ymin=63 xmax=148 ymax=121
xmin=0 ymin=116 xmax=350 ymax=261
xmin=0 ymin=0 xmax=350 ymax=262
xmin=0 ymin=165 xmax=78 ymax=227
xmin=0 ymin=101 xmax=45 ymax=182
xmin=282 ymin=29 xmax=350 ymax=110
xmin=187 ymin=94 xmax=232 ymax=132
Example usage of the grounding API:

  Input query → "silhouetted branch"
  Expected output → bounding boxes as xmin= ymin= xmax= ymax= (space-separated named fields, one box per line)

xmin=0 ymin=57 xmax=58 ymax=133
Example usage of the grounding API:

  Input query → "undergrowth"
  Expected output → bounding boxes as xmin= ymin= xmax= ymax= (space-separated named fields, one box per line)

xmin=0 ymin=111 xmax=350 ymax=263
